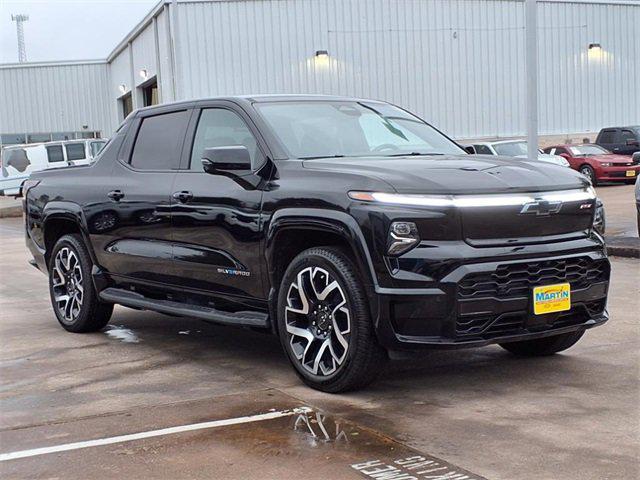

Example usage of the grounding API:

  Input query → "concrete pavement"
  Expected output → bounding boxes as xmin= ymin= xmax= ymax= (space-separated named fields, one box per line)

xmin=0 ymin=217 xmax=638 ymax=479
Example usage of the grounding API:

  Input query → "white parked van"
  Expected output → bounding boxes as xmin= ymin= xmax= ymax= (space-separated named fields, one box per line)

xmin=0 ymin=139 xmax=106 ymax=196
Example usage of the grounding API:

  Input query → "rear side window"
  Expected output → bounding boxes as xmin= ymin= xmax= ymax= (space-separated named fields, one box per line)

xmin=619 ymin=130 xmax=636 ymax=143
xmin=90 ymin=141 xmax=106 ymax=157
xmin=598 ymin=130 xmax=616 ymax=144
xmin=130 ymin=110 xmax=190 ymax=170
xmin=46 ymin=145 xmax=65 ymax=163
xmin=474 ymin=145 xmax=493 ymax=155
xmin=65 ymin=143 xmax=86 ymax=161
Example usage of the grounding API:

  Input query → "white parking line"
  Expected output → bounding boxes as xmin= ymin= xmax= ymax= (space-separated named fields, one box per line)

xmin=0 ymin=406 xmax=312 ymax=462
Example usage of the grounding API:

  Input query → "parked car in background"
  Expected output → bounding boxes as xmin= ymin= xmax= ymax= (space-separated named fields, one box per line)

xmin=543 ymin=144 xmax=639 ymax=186
xmin=0 ymin=139 xmax=106 ymax=196
xmin=469 ymin=140 xmax=570 ymax=167
xmin=595 ymin=126 xmax=640 ymax=156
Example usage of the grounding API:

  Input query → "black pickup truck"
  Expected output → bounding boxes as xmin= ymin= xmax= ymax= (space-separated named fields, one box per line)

xmin=23 ymin=95 xmax=610 ymax=392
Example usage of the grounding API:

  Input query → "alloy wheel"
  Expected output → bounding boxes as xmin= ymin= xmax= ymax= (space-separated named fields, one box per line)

xmin=580 ymin=166 xmax=595 ymax=183
xmin=285 ymin=266 xmax=351 ymax=376
xmin=51 ymin=247 xmax=84 ymax=323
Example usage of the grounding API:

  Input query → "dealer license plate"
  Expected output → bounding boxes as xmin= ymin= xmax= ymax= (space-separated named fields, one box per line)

xmin=533 ymin=283 xmax=571 ymax=315
xmin=626 ymin=170 xmax=636 ymax=177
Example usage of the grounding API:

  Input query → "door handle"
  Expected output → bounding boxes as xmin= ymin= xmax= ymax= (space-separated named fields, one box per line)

xmin=172 ymin=191 xmax=193 ymax=203
xmin=107 ymin=190 xmax=125 ymax=201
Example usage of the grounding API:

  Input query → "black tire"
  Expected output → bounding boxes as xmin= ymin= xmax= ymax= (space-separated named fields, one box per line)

xmin=49 ymin=234 xmax=113 ymax=333
xmin=579 ymin=165 xmax=597 ymax=186
xmin=499 ymin=330 xmax=585 ymax=356
xmin=277 ymin=247 xmax=387 ymax=393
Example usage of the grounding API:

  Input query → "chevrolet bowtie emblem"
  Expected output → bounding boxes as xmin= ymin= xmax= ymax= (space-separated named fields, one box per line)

xmin=520 ymin=199 xmax=562 ymax=216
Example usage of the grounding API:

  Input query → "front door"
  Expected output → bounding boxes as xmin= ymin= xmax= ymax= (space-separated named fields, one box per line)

xmin=170 ymin=104 xmax=269 ymax=304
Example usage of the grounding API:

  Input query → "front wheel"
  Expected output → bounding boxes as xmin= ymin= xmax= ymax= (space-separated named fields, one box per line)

xmin=579 ymin=165 xmax=597 ymax=186
xmin=49 ymin=234 xmax=113 ymax=332
xmin=277 ymin=247 xmax=387 ymax=393
xmin=499 ymin=330 xmax=585 ymax=356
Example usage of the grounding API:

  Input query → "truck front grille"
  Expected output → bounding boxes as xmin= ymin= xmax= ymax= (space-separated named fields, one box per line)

xmin=458 ymin=257 xmax=610 ymax=300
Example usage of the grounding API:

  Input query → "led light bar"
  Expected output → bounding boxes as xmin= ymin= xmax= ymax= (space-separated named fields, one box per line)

xmin=348 ymin=187 xmax=595 ymax=208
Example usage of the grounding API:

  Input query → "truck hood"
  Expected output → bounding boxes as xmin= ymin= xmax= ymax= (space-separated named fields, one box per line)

xmin=302 ymin=154 xmax=589 ymax=194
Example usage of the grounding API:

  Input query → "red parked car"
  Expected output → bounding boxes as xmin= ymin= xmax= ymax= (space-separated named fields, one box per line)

xmin=543 ymin=144 xmax=639 ymax=185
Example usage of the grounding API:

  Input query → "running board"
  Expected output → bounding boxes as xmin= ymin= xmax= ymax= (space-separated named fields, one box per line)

xmin=98 ymin=288 xmax=269 ymax=328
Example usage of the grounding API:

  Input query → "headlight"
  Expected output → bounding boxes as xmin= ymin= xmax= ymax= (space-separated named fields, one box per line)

xmin=593 ymin=198 xmax=605 ymax=235
xmin=348 ymin=188 xmax=596 ymax=208
xmin=388 ymin=221 xmax=420 ymax=256
xmin=600 ymin=162 xmax=611 ymax=167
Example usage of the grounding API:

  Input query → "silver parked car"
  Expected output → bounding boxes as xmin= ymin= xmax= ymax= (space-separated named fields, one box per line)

xmin=470 ymin=140 xmax=571 ymax=167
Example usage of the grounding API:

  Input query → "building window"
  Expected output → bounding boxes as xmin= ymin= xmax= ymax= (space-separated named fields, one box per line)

xmin=27 ymin=133 xmax=52 ymax=143
xmin=0 ymin=134 xmax=26 ymax=145
xmin=51 ymin=132 xmax=75 ymax=141
xmin=143 ymin=80 xmax=158 ymax=107
xmin=121 ymin=93 xmax=133 ymax=120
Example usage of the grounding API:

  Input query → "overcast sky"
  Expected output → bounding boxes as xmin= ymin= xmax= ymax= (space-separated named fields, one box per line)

xmin=0 ymin=0 xmax=158 ymax=64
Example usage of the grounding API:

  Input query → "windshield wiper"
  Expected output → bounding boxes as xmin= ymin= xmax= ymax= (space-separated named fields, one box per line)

xmin=386 ymin=152 xmax=444 ymax=157
xmin=299 ymin=154 xmax=346 ymax=160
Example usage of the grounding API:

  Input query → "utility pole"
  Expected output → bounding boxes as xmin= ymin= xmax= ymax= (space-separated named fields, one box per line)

xmin=525 ymin=0 xmax=538 ymax=161
xmin=11 ymin=14 xmax=29 ymax=63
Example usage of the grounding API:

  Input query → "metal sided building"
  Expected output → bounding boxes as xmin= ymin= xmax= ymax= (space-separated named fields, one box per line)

xmin=1 ymin=0 xmax=638 ymax=145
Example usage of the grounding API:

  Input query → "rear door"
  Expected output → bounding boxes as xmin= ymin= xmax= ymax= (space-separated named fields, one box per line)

xmin=617 ymin=129 xmax=639 ymax=156
xmin=170 ymin=102 xmax=269 ymax=303
xmin=95 ymin=107 xmax=192 ymax=286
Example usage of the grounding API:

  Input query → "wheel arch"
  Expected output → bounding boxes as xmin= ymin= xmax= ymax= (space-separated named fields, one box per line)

xmin=42 ymin=202 xmax=97 ymax=266
xmin=265 ymin=209 xmax=379 ymax=334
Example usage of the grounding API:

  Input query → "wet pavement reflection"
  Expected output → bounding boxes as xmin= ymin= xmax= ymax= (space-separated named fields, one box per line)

xmin=0 ymin=390 xmax=486 ymax=479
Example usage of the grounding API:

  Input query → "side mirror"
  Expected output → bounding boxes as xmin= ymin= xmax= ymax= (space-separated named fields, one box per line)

xmin=559 ymin=153 xmax=570 ymax=159
xmin=626 ymin=138 xmax=639 ymax=147
xmin=201 ymin=146 xmax=251 ymax=174
xmin=464 ymin=145 xmax=476 ymax=154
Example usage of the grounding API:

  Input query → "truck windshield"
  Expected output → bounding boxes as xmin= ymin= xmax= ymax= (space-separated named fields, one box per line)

xmin=254 ymin=101 xmax=465 ymax=159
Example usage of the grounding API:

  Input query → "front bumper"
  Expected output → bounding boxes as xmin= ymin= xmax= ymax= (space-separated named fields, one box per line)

xmin=598 ymin=164 xmax=639 ymax=181
xmin=372 ymin=246 xmax=610 ymax=351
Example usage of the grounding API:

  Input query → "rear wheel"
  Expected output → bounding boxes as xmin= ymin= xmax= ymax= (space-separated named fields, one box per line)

xmin=499 ymin=330 xmax=585 ymax=356
xmin=277 ymin=247 xmax=387 ymax=392
xmin=579 ymin=165 xmax=597 ymax=186
xmin=49 ymin=234 xmax=113 ymax=332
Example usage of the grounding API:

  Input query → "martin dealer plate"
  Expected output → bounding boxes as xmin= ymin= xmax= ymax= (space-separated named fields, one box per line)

xmin=533 ymin=283 xmax=571 ymax=315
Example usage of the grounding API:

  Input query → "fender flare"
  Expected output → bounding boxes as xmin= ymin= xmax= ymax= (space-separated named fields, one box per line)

xmin=265 ymin=208 xmax=379 ymax=289
xmin=42 ymin=201 xmax=99 ymax=266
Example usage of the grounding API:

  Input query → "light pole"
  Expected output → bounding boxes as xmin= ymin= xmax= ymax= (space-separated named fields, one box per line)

xmin=525 ymin=0 xmax=538 ymax=161
xmin=11 ymin=14 xmax=29 ymax=63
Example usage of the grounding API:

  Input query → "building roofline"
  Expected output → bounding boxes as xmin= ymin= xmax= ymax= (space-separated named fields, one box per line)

xmin=0 ymin=59 xmax=106 ymax=69
xmin=2 ymin=0 xmax=638 ymax=69
xmin=106 ymin=0 xmax=169 ymax=62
